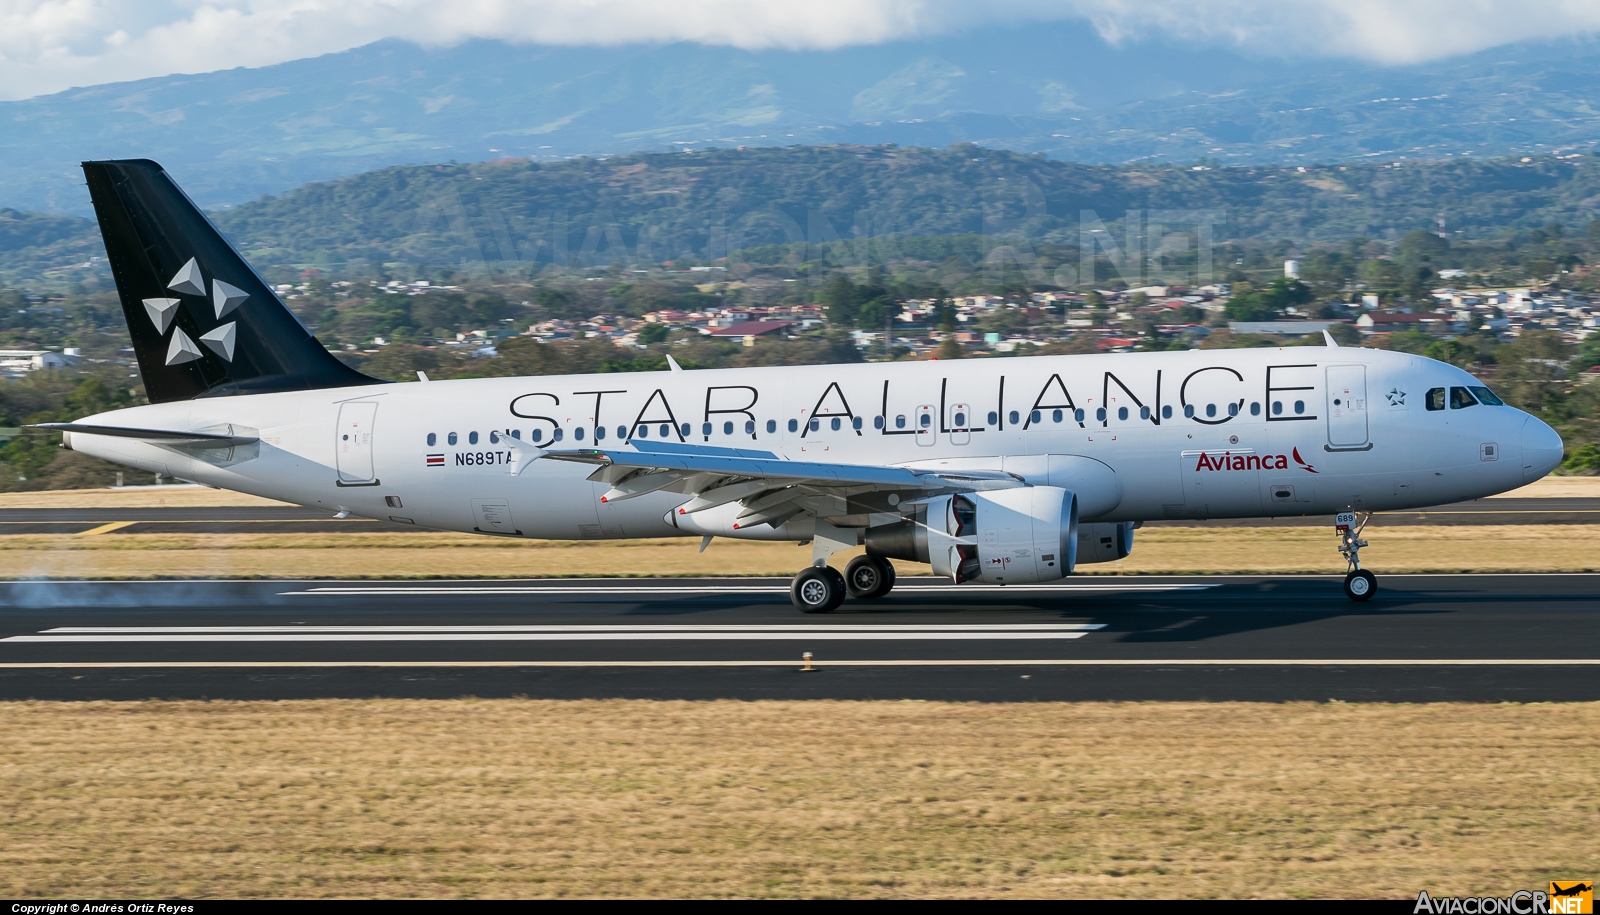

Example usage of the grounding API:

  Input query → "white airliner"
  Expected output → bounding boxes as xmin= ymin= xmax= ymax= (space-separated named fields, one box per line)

xmin=45 ymin=160 xmax=1564 ymax=610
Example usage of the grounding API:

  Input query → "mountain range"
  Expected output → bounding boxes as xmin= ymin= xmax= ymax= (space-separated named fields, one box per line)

xmin=6 ymin=23 xmax=1600 ymax=215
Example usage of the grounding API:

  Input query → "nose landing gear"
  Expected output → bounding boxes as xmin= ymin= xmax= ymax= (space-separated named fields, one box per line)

xmin=1336 ymin=511 xmax=1376 ymax=601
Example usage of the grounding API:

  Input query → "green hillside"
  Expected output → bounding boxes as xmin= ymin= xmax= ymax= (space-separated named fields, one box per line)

xmin=211 ymin=146 xmax=1600 ymax=276
xmin=7 ymin=146 xmax=1600 ymax=289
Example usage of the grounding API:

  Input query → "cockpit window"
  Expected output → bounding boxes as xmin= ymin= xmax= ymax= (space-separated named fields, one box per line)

xmin=1425 ymin=388 xmax=1446 ymax=411
xmin=1449 ymin=386 xmax=1479 ymax=409
xmin=1468 ymin=385 xmax=1504 ymax=406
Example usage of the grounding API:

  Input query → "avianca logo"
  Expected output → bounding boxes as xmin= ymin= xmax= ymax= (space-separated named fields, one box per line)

xmin=1194 ymin=447 xmax=1318 ymax=474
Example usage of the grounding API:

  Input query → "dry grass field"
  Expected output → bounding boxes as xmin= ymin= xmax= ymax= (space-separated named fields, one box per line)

xmin=2 ymin=699 xmax=1595 ymax=899
xmin=0 ymin=523 xmax=1595 ymax=578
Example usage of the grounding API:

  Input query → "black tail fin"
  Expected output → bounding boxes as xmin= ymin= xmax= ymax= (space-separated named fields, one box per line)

xmin=82 ymin=159 xmax=381 ymax=403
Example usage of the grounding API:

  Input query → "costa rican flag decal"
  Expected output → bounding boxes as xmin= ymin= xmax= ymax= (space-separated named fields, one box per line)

xmin=425 ymin=454 xmax=445 ymax=467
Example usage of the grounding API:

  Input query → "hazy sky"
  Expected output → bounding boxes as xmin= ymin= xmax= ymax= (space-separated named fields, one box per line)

xmin=3 ymin=0 xmax=1599 ymax=101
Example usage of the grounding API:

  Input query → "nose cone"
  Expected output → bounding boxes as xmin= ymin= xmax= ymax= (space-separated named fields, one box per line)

xmin=1521 ymin=415 xmax=1563 ymax=482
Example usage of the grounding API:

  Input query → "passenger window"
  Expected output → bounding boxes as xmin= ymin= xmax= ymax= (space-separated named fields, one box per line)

xmin=448 ymin=432 xmax=458 ymax=445
xmin=1228 ymin=402 xmax=1239 ymax=417
xmin=594 ymin=427 xmax=604 ymax=440
xmin=745 ymin=421 xmax=755 ymax=434
xmin=636 ymin=425 xmax=648 ymax=438
xmin=426 ymin=432 xmax=437 ymax=446
xmin=617 ymin=426 xmax=627 ymax=439
xmin=574 ymin=428 xmax=585 ymax=441
xmin=490 ymin=431 xmax=499 ymax=444
xmin=1030 ymin=410 xmax=1041 ymax=424
xmin=531 ymin=429 xmax=543 ymax=443
xmin=680 ymin=423 xmax=690 ymax=437
xmin=553 ymin=428 xmax=564 ymax=441
xmin=1425 ymin=388 xmax=1446 ymax=411
xmin=1074 ymin=409 xmax=1085 ymax=423
xmin=919 ymin=413 xmax=931 ymax=428
xmin=1294 ymin=400 xmax=1305 ymax=415
xmin=1009 ymin=410 xmax=1020 ymax=424
xmin=469 ymin=431 xmax=479 ymax=445
xmin=953 ymin=412 xmax=965 ymax=427
xmin=724 ymin=421 xmax=734 ymax=435
xmin=1139 ymin=406 xmax=1150 ymax=420
xmin=1271 ymin=401 xmax=1282 ymax=415
xmin=1449 ymin=386 xmax=1479 ymax=410
xmin=1184 ymin=405 xmax=1195 ymax=418
xmin=1053 ymin=409 xmax=1064 ymax=423
xmin=852 ymin=417 xmax=862 ymax=430
xmin=1468 ymin=385 xmax=1503 ymax=406
xmin=830 ymin=417 xmax=841 ymax=431
xmin=810 ymin=418 xmax=820 ymax=431
xmin=1250 ymin=402 xmax=1261 ymax=416
xmin=1096 ymin=408 xmax=1106 ymax=421
xmin=788 ymin=419 xmax=799 ymax=432
xmin=766 ymin=420 xmax=776 ymax=433
xmin=987 ymin=411 xmax=998 ymax=425
xmin=895 ymin=415 xmax=907 ymax=429
xmin=1162 ymin=405 xmax=1173 ymax=419
xmin=1205 ymin=404 xmax=1216 ymax=418
xmin=1117 ymin=407 xmax=1129 ymax=420
xmin=874 ymin=416 xmax=884 ymax=429
xmin=702 ymin=423 xmax=712 ymax=436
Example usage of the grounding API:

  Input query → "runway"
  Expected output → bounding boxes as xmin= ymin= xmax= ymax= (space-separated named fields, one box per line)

xmin=0 ymin=574 xmax=1596 ymax=701
xmin=3 ymin=498 xmax=1599 ymax=534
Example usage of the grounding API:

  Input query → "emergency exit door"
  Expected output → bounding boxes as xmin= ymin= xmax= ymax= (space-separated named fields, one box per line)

xmin=336 ymin=401 xmax=379 ymax=485
xmin=1325 ymin=366 xmax=1369 ymax=450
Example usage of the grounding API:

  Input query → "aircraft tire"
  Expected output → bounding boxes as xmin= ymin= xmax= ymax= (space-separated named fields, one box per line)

xmin=792 ymin=566 xmax=845 ymax=613
xmin=1343 ymin=569 xmax=1377 ymax=602
xmin=845 ymin=554 xmax=895 ymax=599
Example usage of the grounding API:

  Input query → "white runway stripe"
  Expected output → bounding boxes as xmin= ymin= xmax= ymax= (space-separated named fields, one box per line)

xmin=6 ymin=623 xmax=1105 ymax=643
xmin=0 ymin=659 xmax=1595 ymax=668
xmin=41 ymin=623 xmax=1105 ymax=633
xmin=6 ymin=632 xmax=1090 ymax=643
xmin=280 ymin=584 xmax=1217 ymax=596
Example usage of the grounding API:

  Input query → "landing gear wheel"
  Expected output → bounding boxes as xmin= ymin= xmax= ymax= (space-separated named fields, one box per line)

xmin=845 ymin=554 xmax=896 ymax=599
xmin=792 ymin=566 xmax=846 ymax=613
xmin=1344 ymin=569 xmax=1377 ymax=602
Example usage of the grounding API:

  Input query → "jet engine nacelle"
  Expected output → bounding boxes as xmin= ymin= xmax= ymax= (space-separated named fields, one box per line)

xmin=867 ymin=486 xmax=1078 ymax=584
xmin=1076 ymin=521 xmax=1136 ymax=564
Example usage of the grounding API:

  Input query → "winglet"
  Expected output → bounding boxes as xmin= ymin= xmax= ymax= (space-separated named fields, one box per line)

xmin=1322 ymin=330 xmax=1339 ymax=348
xmin=666 ymin=355 xmax=684 ymax=372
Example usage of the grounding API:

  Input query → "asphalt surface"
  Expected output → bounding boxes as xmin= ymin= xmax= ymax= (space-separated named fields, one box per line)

xmin=0 ymin=574 xmax=1597 ymax=701
xmin=2 ymin=498 xmax=1596 ymax=535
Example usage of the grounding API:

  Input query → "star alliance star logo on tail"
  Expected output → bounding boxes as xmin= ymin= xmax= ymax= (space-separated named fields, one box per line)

xmin=139 ymin=257 xmax=245 ymax=366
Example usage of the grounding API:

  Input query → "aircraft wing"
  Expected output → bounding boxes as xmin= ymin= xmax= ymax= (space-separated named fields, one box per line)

xmin=540 ymin=440 xmax=1021 ymax=528
xmin=30 ymin=422 xmax=259 ymax=446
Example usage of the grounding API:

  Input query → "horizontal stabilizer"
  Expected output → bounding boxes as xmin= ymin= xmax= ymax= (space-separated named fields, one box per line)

xmin=31 ymin=423 xmax=259 ymax=446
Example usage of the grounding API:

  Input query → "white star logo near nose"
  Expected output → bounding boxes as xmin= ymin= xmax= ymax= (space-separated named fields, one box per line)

xmin=1386 ymin=388 xmax=1406 ymax=406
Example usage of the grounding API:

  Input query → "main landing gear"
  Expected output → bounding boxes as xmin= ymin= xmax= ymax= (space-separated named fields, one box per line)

xmin=1336 ymin=511 xmax=1377 ymax=602
xmin=790 ymin=556 xmax=896 ymax=613
xmin=789 ymin=522 xmax=896 ymax=612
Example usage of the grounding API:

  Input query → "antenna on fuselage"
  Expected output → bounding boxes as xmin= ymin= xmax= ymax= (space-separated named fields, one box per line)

xmin=666 ymin=355 xmax=684 ymax=372
xmin=1322 ymin=330 xmax=1339 ymax=348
